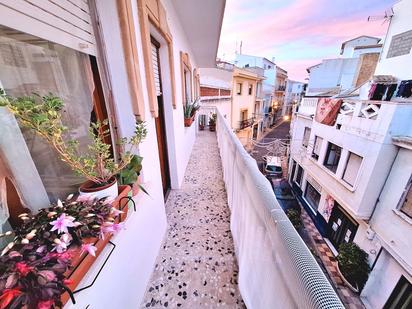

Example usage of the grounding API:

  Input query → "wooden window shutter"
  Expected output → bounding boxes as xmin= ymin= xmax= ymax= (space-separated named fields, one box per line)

xmin=151 ymin=41 xmax=162 ymax=96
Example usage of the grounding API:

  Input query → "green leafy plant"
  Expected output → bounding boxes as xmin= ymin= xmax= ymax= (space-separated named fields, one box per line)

xmin=337 ymin=242 xmax=370 ymax=292
xmin=118 ymin=155 xmax=143 ymax=185
xmin=183 ymin=98 xmax=200 ymax=119
xmin=286 ymin=209 xmax=302 ymax=230
xmin=0 ymin=93 xmax=147 ymax=187
xmin=208 ymin=113 xmax=217 ymax=126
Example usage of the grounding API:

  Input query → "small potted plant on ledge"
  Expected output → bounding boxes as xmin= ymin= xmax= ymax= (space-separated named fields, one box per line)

xmin=118 ymin=154 xmax=147 ymax=196
xmin=183 ymin=98 xmax=200 ymax=127
xmin=0 ymin=94 xmax=147 ymax=200
xmin=209 ymin=113 xmax=217 ymax=131
xmin=337 ymin=242 xmax=370 ymax=293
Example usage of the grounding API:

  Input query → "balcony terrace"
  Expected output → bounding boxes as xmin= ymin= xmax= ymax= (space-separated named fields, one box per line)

xmin=142 ymin=110 xmax=343 ymax=308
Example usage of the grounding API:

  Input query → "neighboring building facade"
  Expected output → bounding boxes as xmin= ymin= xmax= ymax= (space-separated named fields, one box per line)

xmin=232 ymin=68 xmax=264 ymax=145
xmin=289 ymin=1 xmax=412 ymax=308
xmin=235 ymin=54 xmax=282 ymax=128
xmin=274 ymin=65 xmax=288 ymax=117
xmin=306 ymin=36 xmax=382 ymax=96
xmin=198 ymin=66 xmax=232 ymax=123
xmin=0 ymin=0 xmax=225 ymax=307
xmin=284 ymin=80 xmax=305 ymax=116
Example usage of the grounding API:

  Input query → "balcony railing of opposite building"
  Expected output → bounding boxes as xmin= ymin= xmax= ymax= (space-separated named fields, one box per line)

xmin=215 ymin=110 xmax=344 ymax=308
xmin=238 ymin=117 xmax=255 ymax=130
xmin=276 ymin=85 xmax=286 ymax=91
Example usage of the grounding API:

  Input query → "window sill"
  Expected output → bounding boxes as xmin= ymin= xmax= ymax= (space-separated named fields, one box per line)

xmin=307 ymin=157 xmax=357 ymax=193
xmin=392 ymin=209 xmax=412 ymax=225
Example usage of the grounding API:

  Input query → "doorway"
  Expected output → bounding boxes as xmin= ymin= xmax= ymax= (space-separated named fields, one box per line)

xmin=151 ymin=37 xmax=171 ymax=197
xmin=328 ymin=203 xmax=358 ymax=250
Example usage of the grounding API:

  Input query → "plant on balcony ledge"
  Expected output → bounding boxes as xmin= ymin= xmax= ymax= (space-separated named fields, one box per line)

xmin=209 ymin=113 xmax=217 ymax=132
xmin=0 ymin=195 xmax=125 ymax=309
xmin=0 ymin=93 xmax=147 ymax=199
xmin=183 ymin=98 xmax=200 ymax=127
xmin=118 ymin=154 xmax=147 ymax=196
xmin=337 ymin=242 xmax=370 ymax=293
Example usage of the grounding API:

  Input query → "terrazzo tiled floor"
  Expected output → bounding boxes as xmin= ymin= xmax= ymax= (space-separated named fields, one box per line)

xmin=141 ymin=130 xmax=245 ymax=308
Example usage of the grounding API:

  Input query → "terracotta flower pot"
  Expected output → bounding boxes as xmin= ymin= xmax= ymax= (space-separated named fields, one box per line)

xmin=184 ymin=115 xmax=195 ymax=127
xmin=61 ymin=185 xmax=131 ymax=305
xmin=79 ymin=177 xmax=118 ymax=200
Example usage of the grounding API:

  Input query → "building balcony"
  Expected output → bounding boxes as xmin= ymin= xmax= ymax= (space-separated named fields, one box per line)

xmin=141 ymin=109 xmax=343 ymax=308
xmin=238 ymin=117 xmax=255 ymax=130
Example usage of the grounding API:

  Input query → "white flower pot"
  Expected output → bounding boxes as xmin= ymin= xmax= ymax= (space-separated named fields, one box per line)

xmin=79 ymin=178 xmax=119 ymax=200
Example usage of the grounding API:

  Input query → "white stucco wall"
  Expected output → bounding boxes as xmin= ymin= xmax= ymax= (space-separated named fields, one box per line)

xmin=307 ymin=58 xmax=359 ymax=94
xmin=362 ymin=248 xmax=412 ymax=309
xmin=66 ymin=0 xmax=208 ymax=307
xmin=374 ymin=0 xmax=412 ymax=81
xmin=341 ymin=36 xmax=380 ymax=58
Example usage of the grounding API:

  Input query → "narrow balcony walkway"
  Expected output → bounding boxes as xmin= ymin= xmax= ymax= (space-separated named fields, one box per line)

xmin=142 ymin=130 xmax=244 ymax=308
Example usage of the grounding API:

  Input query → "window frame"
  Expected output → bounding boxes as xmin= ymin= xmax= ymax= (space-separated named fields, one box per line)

xmin=342 ymin=152 xmax=363 ymax=187
xmin=236 ymin=82 xmax=242 ymax=95
xmin=398 ymin=174 xmax=412 ymax=218
xmin=312 ymin=136 xmax=323 ymax=160
xmin=295 ymin=164 xmax=304 ymax=187
xmin=304 ymin=181 xmax=321 ymax=212
xmin=302 ymin=127 xmax=311 ymax=148
xmin=180 ymin=51 xmax=193 ymax=105
xmin=323 ymin=142 xmax=342 ymax=173
xmin=248 ymin=83 xmax=253 ymax=96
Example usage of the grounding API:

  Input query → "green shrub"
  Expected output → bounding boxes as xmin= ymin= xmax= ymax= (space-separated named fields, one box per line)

xmin=337 ymin=242 xmax=370 ymax=292
xmin=286 ymin=209 xmax=302 ymax=230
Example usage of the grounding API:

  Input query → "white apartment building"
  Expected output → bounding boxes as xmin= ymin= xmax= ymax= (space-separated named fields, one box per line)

xmin=0 ymin=0 xmax=225 ymax=307
xmin=306 ymin=36 xmax=382 ymax=96
xmin=289 ymin=1 xmax=412 ymax=308
xmin=284 ymin=80 xmax=306 ymax=116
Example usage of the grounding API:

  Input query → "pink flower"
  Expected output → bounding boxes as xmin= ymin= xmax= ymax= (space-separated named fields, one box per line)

xmin=52 ymin=234 xmax=72 ymax=253
xmin=81 ymin=243 xmax=97 ymax=257
xmin=111 ymin=223 xmax=125 ymax=233
xmin=49 ymin=213 xmax=75 ymax=234
xmin=15 ymin=262 xmax=33 ymax=277
xmin=110 ymin=207 xmax=124 ymax=217
xmin=37 ymin=300 xmax=54 ymax=309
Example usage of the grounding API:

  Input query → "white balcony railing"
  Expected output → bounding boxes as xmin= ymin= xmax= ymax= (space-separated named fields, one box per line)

xmin=297 ymin=97 xmax=318 ymax=115
xmin=215 ymin=110 xmax=343 ymax=308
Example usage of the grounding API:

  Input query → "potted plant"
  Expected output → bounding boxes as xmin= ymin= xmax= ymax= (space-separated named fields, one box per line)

xmin=0 ymin=93 xmax=147 ymax=200
xmin=0 ymin=194 xmax=128 ymax=308
xmin=209 ymin=113 xmax=217 ymax=131
xmin=183 ymin=98 xmax=200 ymax=127
xmin=118 ymin=154 xmax=147 ymax=196
xmin=286 ymin=209 xmax=303 ymax=230
xmin=337 ymin=242 xmax=370 ymax=293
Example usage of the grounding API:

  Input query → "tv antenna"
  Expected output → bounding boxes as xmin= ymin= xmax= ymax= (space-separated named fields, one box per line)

xmin=367 ymin=8 xmax=393 ymax=24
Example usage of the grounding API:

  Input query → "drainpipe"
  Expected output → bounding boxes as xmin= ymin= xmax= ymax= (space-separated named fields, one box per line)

xmin=368 ymin=146 xmax=399 ymax=224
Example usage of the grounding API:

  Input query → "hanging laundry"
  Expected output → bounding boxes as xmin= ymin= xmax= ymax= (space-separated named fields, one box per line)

xmin=315 ymin=98 xmax=343 ymax=126
xmin=384 ymin=84 xmax=398 ymax=101
xmin=371 ymin=83 xmax=387 ymax=100
xmin=368 ymin=83 xmax=377 ymax=100
xmin=396 ymin=80 xmax=412 ymax=98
